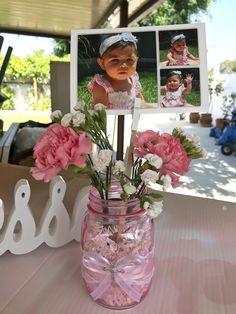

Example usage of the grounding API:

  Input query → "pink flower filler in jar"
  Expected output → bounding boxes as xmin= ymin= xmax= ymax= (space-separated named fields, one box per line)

xmin=80 ymin=182 xmax=155 ymax=310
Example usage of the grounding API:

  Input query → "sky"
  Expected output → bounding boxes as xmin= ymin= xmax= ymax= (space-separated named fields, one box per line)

xmin=0 ymin=0 xmax=235 ymax=70
xmin=192 ymin=0 xmax=236 ymax=69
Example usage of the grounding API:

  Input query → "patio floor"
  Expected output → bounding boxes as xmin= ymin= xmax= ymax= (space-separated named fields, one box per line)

xmin=129 ymin=113 xmax=236 ymax=203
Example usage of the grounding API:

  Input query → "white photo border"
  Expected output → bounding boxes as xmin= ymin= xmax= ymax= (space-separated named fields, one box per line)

xmin=70 ymin=23 xmax=208 ymax=115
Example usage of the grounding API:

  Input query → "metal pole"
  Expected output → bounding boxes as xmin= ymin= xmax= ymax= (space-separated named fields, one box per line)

xmin=116 ymin=0 xmax=128 ymax=160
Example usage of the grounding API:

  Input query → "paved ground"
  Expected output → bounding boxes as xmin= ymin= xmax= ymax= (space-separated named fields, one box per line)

xmin=125 ymin=113 xmax=236 ymax=204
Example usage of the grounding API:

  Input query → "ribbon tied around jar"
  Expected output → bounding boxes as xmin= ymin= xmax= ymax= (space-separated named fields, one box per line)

xmin=82 ymin=250 xmax=154 ymax=302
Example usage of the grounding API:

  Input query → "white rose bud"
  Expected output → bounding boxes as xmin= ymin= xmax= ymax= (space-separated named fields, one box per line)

xmin=143 ymin=201 xmax=150 ymax=210
xmin=72 ymin=112 xmax=85 ymax=127
xmin=50 ymin=110 xmax=62 ymax=120
xmin=73 ymin=100 xmax=85 ymax=111
xmin=94 ymin=103 xmax=107 ymax=111
xmin=123 ymin=183 xmax=137 ymax=195
xmin=146 ymin=200 xmax=163 ymax=219
xmin=92 ymin=156 xmax=105 ymax=172
xmin=161 ymin=174 xmax=172 ymax=189
xmin=61 ymin=113 xmax=73 ymax=127
xmin=112 ymin=160 xmax=125 ymax=175
xmin=145 ymin=153 xmax=163 ymax=169
xmin=98 ymin=150 xmax=113 ymax=165
xmin=93 ymin=149 xmax=113 ymax=172
xmin=140 ymin=169 xmax=159 ymax=184
xmin=186 ymin=133 xmax=200 ymax=145
xmin=201 ymin=148 xmax=208 ymax=157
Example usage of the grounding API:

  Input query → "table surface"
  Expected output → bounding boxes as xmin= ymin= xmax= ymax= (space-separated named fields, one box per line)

xmin=0 ymin=163 xmax=236 ymax=314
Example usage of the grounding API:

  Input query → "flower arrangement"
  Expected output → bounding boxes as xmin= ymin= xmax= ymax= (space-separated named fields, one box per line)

xmin=31 ymin=103 xmax=206 ymax=218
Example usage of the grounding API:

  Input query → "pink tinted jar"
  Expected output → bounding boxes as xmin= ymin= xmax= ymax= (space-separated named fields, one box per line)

xmin=80 ymin=181 xmax=155 ymax=310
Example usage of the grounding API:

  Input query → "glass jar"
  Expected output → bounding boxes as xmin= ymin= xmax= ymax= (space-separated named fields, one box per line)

xmin=80 ymin=181 xmax=155 ymax=310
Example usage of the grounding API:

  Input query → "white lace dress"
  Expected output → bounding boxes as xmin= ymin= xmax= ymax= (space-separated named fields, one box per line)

xmin=87 ymin=72 xmax=142 ymax=109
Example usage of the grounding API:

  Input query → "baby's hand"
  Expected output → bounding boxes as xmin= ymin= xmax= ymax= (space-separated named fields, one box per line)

xmin=169 ymin=59 xmax=177 ymax=66
xmin=185 ymin=74 xmax=193 ymax=84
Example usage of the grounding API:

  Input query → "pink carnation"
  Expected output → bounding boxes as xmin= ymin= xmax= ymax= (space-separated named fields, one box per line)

xmin=132 ymin=130 xmax=191 ymax=187
xmin=31 ymin=124 xmax=93 ymax=182
xmin=132 ymin=130 xmax=159 ymax=157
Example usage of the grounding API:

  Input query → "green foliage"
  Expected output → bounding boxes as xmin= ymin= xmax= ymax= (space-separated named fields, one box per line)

xmin=0 ymin=51 xmax=70 ymax=83
xmin=53 ymin=39 xmax=70 ymax=57
xmin=139 ymin=72 xmax=157 ymax=103
xmin=77 ymin=76 xmax=93 ymax=105
xmin=0 ymin=85 xmax=15 ymax=110
xmin=0 ymin=55 xmax=28 ymax=81
xmin=208 ymin=68 xmax=224 ymax=102
xmin=214 ymin=81 xmax=224 ymax=96
xmin=160 ymin=46 xmax=199 ymax=63
xmin=138 ymin=0 xmax=212 ymax=26
xmin=25 ymin=50 xmax=50 ymax=83
xmin=53 ymin=36 xmax=94 ymax=59
xmin=184 ymin=90 xmax=200 ymax=106
xmin=0 ymin=50 xmax=69 ymax=111
xmin=38 ymin=92 xmax=51 ymax=110
xmin=219 ymin=59 xmax=236 ymax=74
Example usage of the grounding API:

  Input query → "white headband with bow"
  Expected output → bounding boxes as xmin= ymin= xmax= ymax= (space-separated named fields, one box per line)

xmin=99 ymin=32 xmax=137 ymax=56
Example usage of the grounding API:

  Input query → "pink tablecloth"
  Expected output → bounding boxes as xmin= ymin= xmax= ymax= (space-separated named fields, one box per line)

xmin=0 ymin=164 xmax=236 ymax=314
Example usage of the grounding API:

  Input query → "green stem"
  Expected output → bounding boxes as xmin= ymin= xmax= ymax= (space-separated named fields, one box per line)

xmin=137 ymin=182 xmax=145 ymax=196
xmin=105 ymin=166 xmax=109 ymax=200
xmin=88 ymin=155 xmax=105 ymax=199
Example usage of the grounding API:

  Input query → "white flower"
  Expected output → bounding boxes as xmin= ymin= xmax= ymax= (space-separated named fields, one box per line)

xmin=112 ymin=160 xmax=125 ymax=175
xmin=98 ymin=150 xmax=113 ymax=164
xmin=186 ymin=133 xmax=200 ymax=145
xmin=140 ymin=169 xmax=159 ymax=184
xmin=73 ymin=100 xmax=85 ymax=111
xmin=93 ymin=149 xmax=113 ymax=172
xmin=94 ymin=103 xmax=107 ymax=111
xmin=144 ymin=154 xmax=163 ymax=169
xmin=144 ymin=200 xmax=163 ymax=219
xmin=201 ymin=148 xmax=208 ymax=157
xmin=50 ymin=110 xmax=62 ymax=120
xmin=161 ymin=174 xmax=172 ymax=189
xmin=143 ymin=201 xmax=150 ymax=210
xmin=123 ymin=183 xmax=136 ymax=195
xmin=72 ymin=112 xmax=85 ymax=127
xmin=61 ymin=113 xmax=73 ymax=127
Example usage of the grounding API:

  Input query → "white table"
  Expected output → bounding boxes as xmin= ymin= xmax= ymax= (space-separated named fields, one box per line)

xmin=0 ymin=163 xmax=236 ymax=314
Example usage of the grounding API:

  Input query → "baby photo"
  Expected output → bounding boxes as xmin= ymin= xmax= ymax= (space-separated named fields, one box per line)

xmin=160 ymin=67 xmax=200 ymax=108
xmin=73 ymin=29 xmax=158 ymax=112
xmin=71 ymin=24 xmax=208 ymax=114
xmin=159 ymin=28 xmax=199 ymax=67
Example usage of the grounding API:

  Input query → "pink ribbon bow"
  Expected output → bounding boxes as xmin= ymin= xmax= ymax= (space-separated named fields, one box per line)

xmin=82 ymin=251 xmax=154 ymax=302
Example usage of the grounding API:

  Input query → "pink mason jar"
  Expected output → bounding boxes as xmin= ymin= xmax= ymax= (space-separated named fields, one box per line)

xmin=80 ymin=181 xmax=155 ymax=310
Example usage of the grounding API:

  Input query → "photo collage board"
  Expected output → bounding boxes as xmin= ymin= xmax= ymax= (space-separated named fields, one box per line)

xmin=70 ymin=23 xmax=208 ymax=115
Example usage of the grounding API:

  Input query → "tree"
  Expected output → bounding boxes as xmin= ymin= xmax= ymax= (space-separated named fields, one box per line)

xmin=0 ymin=55 xmax=28 ymax=110
xmin=219 ymin=60 xmax=236 ymax=74
xmin=24 ymin=50 xmax=50 ymax=110
xmin=137 ymin=0 xmax=213 ymax=26
xmin=53 ymin=39 xmax=70 ymax=57
xmin=0 ymin=51 xmax=69 ymax=110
